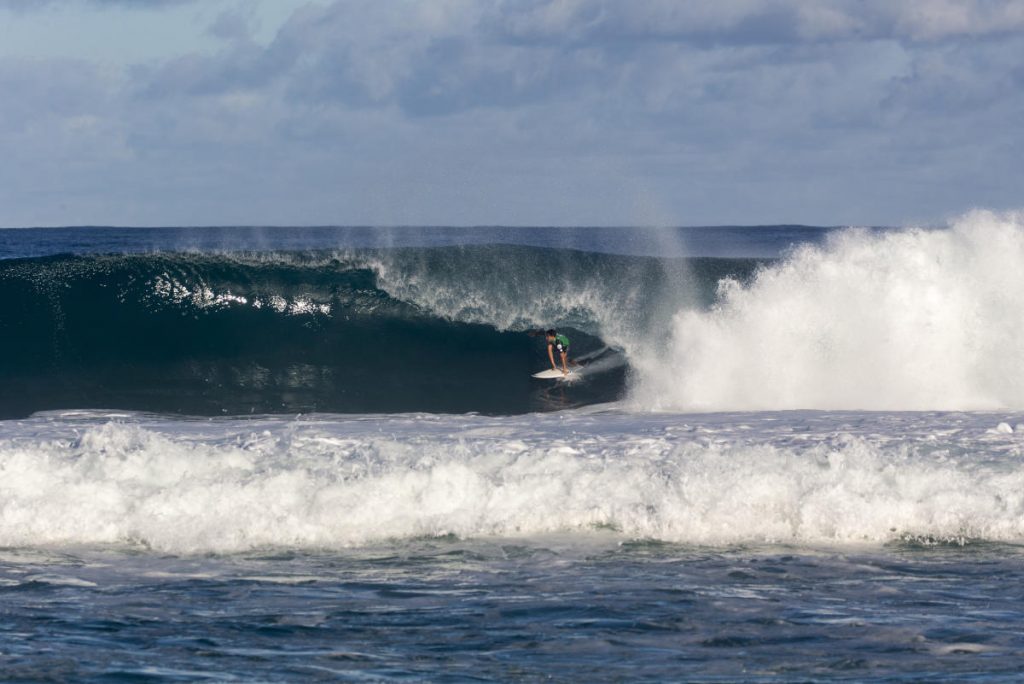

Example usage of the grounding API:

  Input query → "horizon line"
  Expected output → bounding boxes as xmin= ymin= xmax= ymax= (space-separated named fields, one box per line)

xmin=0 ymin=222 xmax=861 ymax=231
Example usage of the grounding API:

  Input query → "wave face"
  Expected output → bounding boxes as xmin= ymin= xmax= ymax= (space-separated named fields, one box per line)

xmin=634 ymin=211 xmax=1024 ymax=411
xmin=0 ymin=245 xmax=755 ymax=418
xmin=3 ymin=410 xmax=1022 ymax=552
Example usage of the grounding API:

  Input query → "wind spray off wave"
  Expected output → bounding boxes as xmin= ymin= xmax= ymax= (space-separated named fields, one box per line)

xmin=636 ymin=211 xmax=1024 ymax=411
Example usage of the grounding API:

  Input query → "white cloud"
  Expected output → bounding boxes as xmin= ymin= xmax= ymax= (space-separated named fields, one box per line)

xmin=0 ymin=0 xmax=198 ymax=8
xmin=492 ymin=0 xmax=1024 ymax=44
xmin=1 ymin=0 xmax=1023 ymax=227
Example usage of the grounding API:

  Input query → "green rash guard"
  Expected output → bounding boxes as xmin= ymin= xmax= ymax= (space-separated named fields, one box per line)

xmin=552 ymin=334 xmax=569 ymax=353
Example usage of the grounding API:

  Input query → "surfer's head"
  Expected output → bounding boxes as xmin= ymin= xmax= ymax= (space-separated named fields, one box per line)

xmin=545 ymin=329 xmax=556 ymax=340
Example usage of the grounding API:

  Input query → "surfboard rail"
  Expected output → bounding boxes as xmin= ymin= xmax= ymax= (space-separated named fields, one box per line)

xmin=532 ymin=368 xmax=575 ymax=379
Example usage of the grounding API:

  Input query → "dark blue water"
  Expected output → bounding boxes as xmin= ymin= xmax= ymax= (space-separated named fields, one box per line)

xmin=4 ymin=540 xmax=1023 ymax=682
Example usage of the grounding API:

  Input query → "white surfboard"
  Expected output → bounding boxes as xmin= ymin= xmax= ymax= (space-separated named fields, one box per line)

xmin=532 ymin=368 xmax=574 ymax=379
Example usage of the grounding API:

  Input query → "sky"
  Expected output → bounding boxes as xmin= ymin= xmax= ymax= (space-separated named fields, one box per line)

xmin=0 ymin=0 xmax=1021 ymax=228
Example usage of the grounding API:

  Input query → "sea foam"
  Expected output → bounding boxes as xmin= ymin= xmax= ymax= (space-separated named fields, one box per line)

xmin=2 ymin=411 xmax=1022 ymax=553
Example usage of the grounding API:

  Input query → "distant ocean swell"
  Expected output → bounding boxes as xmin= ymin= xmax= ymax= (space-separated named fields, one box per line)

xmin=0 ymin=245 xmax=753 ymax=418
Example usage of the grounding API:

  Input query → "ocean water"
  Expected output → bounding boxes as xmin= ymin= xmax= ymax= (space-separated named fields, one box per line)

xmin=3 ymin=215 xmax=1024 ymax=681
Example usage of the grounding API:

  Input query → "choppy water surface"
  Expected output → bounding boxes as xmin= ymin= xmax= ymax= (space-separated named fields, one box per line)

xmin=4 ymin=540 xmax=1024 ymax=681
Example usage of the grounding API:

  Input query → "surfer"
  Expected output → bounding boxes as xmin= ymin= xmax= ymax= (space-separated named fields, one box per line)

xmin=545 ymin=329 xmax=571 ymax=375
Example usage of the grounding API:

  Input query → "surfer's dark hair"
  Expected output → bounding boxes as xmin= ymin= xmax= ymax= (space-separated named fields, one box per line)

xmin=545 ymin=329 xmax=556 ymax=336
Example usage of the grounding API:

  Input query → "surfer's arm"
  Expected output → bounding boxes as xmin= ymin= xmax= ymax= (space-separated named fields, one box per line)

xmin=548 ymin=343 xmax=557 ymax=370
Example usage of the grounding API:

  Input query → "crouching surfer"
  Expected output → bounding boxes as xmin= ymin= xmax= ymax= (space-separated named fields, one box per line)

xmin=528 ymin=328 xmax=577 ymax=376
xmin=545 ymin=329 xmax=571 ymax=375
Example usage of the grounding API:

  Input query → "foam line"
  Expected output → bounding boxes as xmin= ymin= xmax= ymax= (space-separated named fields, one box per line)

xmin=2 ymin=412 xmax=1022 ymax=553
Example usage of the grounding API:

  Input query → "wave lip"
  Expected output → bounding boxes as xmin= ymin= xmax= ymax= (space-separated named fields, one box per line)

xmin=2 ymin=411 xmax=1022 ymax=553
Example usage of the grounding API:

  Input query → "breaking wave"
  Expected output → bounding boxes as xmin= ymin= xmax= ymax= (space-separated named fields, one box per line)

xmin=5 ymin=210 xmax=1024 ymax=416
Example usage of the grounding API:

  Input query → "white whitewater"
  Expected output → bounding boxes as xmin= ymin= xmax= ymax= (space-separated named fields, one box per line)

xmin=636 ymin=210 xmax=1024 ymax=411
xmin=2 ymin=410 xmax=1023 ymax=553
